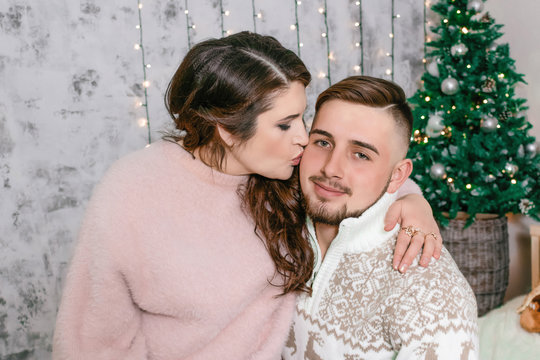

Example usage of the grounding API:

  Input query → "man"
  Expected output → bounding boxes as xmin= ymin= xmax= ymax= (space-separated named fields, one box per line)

xmin=282 ymin=76 xmax=479 ymax=359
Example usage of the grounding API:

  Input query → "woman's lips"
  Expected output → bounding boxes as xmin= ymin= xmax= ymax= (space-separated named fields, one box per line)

xmin=291 ymin=153 xmax=303 ymax=166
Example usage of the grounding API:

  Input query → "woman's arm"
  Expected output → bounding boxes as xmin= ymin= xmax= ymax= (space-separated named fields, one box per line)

xmin=52 ymin=175 xmax=146 ymax=359
xmin=385 ymin=178 xmax=443 ymax=273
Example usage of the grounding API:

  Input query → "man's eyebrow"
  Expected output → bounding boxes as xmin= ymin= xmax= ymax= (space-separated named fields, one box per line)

xmin=309 ymin=129 xmax=333 ymax=138
xmin=351 ymin=140 xmax=379 ymax=155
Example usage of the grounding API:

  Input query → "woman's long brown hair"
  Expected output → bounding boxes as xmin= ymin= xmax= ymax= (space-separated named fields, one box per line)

xmin=164 ymin=31 xmax=313 ymax=295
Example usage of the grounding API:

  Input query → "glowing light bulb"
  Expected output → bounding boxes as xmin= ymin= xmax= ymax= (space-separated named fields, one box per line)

xmin=385 ymin=68 xmax=392 ymax=75
xmin=447 ymin=177 xmax=454 ymax=183
xmin=134 ymin=43 xmax=141 ymax=50
xmin=354 ymin=65 xmax=361 ymax=72
xmin=290 ymin=24 xmax=296 ymax=30
xmin=297 ymin=1 xmax=302 ymax=4
xmin=318 ymin=71 xmax=326 ymax=78
xmin=461 ymin=27 xmax=469 ymax=34
xmin=443 ymin=19 xmax=449 ymax=23
xmin=425 ymin=96 xmax=431 ymax=102
xmin=354 ymin=22 xmax=360 ymax=27
xmin=321 ymin=32 xmax=327 ymax=37
xmin=466 ymin=184 xmax=472 ymax=189
xmin=138 ymin=3 xmax=143 ymax=9
xmin=184 ymin=10 xmax=188 ymax=14
xmin=356 ymin=1 xmax=360 ymax=5
xmin=143 ymin=80 xmax=150 ymax=88
xmin=224 ymin=10 xmax=230 ymax=16
xmin=146 ymin=64 xmax=151 ymax=68
xmin=136 ymin=25 xmax=140 ymax=29
xmin=138 ymin=118 xmax=148 ymax=127
xmin=257 ymin=13 xmax=262 ymax=18
xmin=355 ymin=42 xmax=360 ymax=47
xmin=318 ymin=8 xmax=324 ymax=14
xmin=511 ymin=179 xmax=517 ymax=184
xmin=389 ymin=33 xmax=394 ymax=38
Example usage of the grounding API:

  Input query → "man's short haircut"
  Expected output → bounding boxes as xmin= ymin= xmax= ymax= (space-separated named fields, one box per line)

xmin=315 ymin=76 xmax=413 ymax=155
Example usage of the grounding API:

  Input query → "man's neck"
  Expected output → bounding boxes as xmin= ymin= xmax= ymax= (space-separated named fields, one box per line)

xmin=314 ymin=223 xmax=339 ymax=260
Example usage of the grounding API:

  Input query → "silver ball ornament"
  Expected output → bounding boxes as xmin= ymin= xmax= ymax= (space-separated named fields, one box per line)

xmin=430 ymin=163 xmax=446 ymax=179
xmin=441 ymin=77 xmax=459 ymax=95
xmin=480 ymin=116 xmax=498 ymax=132
xmin=487 ymin=42 xmax=498 ymax=52
xmin=426 ymin=114 xmax=445 ymax=137
xmin=504 ymin=163 xmax=518 ymax=176
xmin=467 ymin=0 xmax=484 ymax=13
xmin=525 ymin=142 xmax=538 ymax=154
xmin=451 ymin=43 xmax=469 ymax=57
xmin=427 ymin=60 xmax=440 ymax=77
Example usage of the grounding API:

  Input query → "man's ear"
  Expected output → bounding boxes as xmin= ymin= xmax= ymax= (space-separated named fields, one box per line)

xmin=216 ymin=125 xmax=236 ymax=148
xmin=387 ymin=159 xmax=413 ymax=194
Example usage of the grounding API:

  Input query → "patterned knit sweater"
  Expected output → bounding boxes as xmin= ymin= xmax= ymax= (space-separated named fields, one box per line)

xmin=282 ymin=193 xmax=479 ymax=360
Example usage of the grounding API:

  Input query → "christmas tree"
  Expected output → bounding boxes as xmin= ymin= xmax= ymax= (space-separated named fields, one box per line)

xmin=408 ymin=0 xmax=540 ymax=226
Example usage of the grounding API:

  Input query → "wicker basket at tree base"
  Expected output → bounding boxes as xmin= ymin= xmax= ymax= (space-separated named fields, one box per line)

xmin=440 ymin=213 xmax=509 ymax=317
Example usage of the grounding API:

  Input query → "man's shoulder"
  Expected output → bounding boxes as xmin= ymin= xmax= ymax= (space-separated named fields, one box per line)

xmin=388 ymin=246 xmax=478 ymax=319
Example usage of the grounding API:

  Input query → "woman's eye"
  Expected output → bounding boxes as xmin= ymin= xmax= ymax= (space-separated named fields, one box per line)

xmin=278 ymin=124 xmax=291 ymax=131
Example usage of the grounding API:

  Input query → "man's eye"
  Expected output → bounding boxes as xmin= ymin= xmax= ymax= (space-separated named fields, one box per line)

xmin=354 ymin=152 xmax=369 ymax=160
xmin=315 ymin=140 xmax=330 ymax=148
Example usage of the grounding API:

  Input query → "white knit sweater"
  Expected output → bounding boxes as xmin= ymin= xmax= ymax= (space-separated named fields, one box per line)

xmin=282 ymin=193 xmax=479 ymax=360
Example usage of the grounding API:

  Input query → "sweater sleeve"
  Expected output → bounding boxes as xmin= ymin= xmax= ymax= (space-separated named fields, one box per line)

xmin=391 ymin=252 xmax=479 ymax=360
xmin=52 ymin=169 xmax=147 ymax=359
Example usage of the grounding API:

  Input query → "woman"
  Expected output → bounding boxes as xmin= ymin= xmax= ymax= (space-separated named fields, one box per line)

xmin=53 ymin=32 xmax=441 ymax=359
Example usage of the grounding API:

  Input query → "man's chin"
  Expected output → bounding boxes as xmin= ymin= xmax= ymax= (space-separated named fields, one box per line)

xmin=305 ymin=201 xmax=347 ymax=226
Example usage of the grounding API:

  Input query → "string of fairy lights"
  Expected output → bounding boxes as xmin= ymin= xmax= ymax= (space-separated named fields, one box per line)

xmin=293 ymin=0 xmax=302 ymax=56
xmin=356 ymin=0 xmax=364 ymax=75
xmin=134 ymin=0 xmax=151 ymax=145
xmin=390 ymin=0 xmax=396 ymax=81
xmin=320 ymin=2 xmax=331 ymax=86
xmin=132 ymin=0 xmax=412 ymax=144
xmin=184 ymin=0 xmax=193 ymax=49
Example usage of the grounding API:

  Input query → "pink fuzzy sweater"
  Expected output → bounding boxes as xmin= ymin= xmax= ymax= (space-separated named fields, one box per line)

xmin=53 ymin=140 xmax=296 ymax=359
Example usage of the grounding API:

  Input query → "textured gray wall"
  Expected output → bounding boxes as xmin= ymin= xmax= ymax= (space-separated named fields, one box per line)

xmin=0 ymin=0 xmax=507 ymax=357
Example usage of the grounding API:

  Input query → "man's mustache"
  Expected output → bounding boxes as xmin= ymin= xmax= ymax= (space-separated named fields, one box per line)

xmin=308 ymin=175 xmax=352 ymax=196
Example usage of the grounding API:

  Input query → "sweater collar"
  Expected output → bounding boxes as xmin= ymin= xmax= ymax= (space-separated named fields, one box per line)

xmin=307 ymin=192 xmax=400 ymax=253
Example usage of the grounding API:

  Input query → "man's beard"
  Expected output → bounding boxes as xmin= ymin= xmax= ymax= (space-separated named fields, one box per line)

xmin=303 ymin=175 xmax=392 ymax=226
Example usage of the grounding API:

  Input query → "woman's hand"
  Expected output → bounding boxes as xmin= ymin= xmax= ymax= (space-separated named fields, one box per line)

xmin=384 ymin=193 xmax=442 ymax=273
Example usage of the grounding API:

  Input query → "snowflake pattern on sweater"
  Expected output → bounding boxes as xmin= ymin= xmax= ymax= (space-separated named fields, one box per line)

xmin=283 ymin=194 xmax=479 ymax=360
